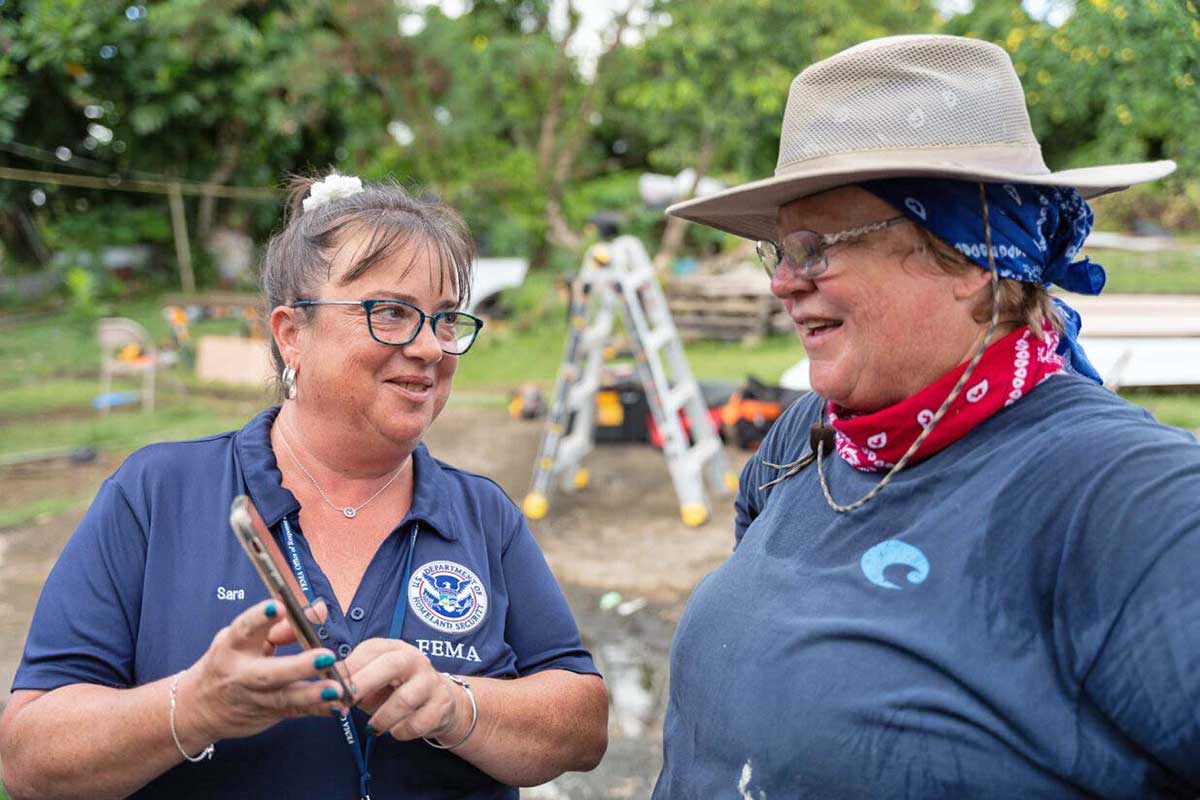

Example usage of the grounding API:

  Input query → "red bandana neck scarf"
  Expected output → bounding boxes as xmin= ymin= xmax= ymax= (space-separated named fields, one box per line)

xmin=828 ymin=323 xmax=1066 ymax=472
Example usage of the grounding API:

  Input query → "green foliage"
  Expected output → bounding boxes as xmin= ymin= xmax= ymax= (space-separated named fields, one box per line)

xmin=614 ymin=0 xmax=942 ymax=179
xmin=41 ymin=204 xmax=172 ymax=250
xmin=2 ymin=0 xmax=1198 ymax=277
xmin=5 ymin=0 xmax=347 ymax=177
xmin=561 ymin=171 xmax=661 ymax=244
xmin=1092 ymin=181 xmax=1200 ymax=231
xmin=62 ymin=264 xmax=100 ymax=317
xmin=584 ymin=0 xmax=945 ymax=257
xmin=345 ymin=1 xmax=585 ymax=258
xmin=946 ymin=0 xmax=1200 ymax=229
xmin=1 ymin=0 xmax=348 ymax=244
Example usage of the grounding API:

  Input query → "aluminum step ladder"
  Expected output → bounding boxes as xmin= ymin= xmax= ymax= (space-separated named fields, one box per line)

xmin=522 ymin=236 xmax=736 ymax=527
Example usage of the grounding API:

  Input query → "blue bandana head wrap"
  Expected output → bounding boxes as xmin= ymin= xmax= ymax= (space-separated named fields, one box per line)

xmin=860 ymin=179 xmax=1103 ymax=384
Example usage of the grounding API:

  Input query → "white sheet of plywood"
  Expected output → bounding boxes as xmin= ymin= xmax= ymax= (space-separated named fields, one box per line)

xmin=196 ymin=335 xmax=274 ymax=388
xmin=780 ymin=336 xmax=1200 ymax=391
xmin=1064 ymin=295 xmax=1200 ymax=338
xmin=779 ymin=295 xmax=1200 ymax=391
xmin=1085 ymin=231 xmax=1200 ymax=254
xmin=1077 ymin=337 xmax=1200 ymax=388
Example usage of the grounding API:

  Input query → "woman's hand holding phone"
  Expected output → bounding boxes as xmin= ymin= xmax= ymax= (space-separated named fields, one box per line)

xmin=171 ymin=599 xmax=349 ymax=753
xmin=262 ymin=597 xmax=328 ymax=654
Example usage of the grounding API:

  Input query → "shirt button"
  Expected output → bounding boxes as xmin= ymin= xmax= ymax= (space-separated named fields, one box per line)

xmin=349 ymin=606 xmax=365 ymax=621
xmin=337 ymin=643 xmax=352 ymax=658
xmin=317 ymin=625 xmax=329 ymax=640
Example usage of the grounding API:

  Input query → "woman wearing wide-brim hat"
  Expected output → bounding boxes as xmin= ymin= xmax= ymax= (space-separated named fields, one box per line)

xmin=654 ymin=35 xmax=1199 ymax=798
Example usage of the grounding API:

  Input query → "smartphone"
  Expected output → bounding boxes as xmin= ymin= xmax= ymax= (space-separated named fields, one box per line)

xmin=229 ymin=494 xmax=355 ymax=701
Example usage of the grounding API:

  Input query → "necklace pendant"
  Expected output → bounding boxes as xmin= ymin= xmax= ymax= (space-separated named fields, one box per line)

xmin=343 ymin=506 xmax=357 ymax=519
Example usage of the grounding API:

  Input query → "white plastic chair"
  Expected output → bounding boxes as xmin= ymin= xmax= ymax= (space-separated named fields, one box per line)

xmin=97 ymin=317 xmax=157 ymax=413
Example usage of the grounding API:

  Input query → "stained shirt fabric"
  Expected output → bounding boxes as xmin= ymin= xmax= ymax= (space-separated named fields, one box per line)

xmin=14 ymin=407 xmax=598 ymax=799
xmin=655 ymin=374 xmax=1200 ymax=799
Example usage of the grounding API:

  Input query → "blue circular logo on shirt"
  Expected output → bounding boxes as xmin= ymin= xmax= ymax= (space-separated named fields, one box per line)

xmin=408 ymin=560 xmax=488 ymax=633
xmin=860 ymin=539 xmax=930 ymax=590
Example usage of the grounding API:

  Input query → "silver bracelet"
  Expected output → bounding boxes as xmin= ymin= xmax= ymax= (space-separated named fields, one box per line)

xmin=423 ymin=673 xmax=477 ymax=751
xmin=169 ymin=670 xmax=215 ymax=762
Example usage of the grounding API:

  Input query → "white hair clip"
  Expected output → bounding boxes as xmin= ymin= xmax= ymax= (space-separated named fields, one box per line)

xmin=302 ymin=172 xmax=364 ymax=212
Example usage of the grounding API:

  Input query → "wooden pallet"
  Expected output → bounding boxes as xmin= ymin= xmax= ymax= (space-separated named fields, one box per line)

xmin=665 ymin=266 xmax=786 ymax=342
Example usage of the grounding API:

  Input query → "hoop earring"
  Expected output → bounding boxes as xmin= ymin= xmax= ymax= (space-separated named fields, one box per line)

xmin=281 ymin=365 xmax=297 ymax=400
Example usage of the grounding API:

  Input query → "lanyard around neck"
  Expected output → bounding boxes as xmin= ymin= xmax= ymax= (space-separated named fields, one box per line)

xmin=279 ymin=516 xmax=420 ymax=800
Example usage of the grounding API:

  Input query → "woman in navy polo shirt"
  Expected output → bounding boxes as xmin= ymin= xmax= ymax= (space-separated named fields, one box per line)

xmin=1 ymin=174 xmax=607 ymax=799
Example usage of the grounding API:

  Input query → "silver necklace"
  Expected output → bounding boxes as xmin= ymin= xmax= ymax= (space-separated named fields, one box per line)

xmin=276 ymin=423 xmax=411 ymax=519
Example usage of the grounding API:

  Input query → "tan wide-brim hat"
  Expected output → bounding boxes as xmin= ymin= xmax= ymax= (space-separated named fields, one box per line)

xmin=667 ymin=34 xmax=1177 ymax=242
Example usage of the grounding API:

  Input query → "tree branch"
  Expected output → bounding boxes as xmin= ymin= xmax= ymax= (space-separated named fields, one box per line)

xmin=654 ymin=131 xmax=716 ymax=275
xmin=536 ymin=0 xmax=583 ymax=180
xmin=552 ymin=2 xmax=635 ymax=186
xmin=197 ymin=123 xmax=243 ymax=240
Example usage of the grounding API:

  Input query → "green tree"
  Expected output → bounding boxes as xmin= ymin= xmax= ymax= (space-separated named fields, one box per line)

xmin=612 ymin=0 xmax=943 ymax=267
xmin=946 ymin=0 xmax=1200 ymax=228
xmin=1 ymin=0 xmax=355 ymax=263
xmin=339 ymin=0 xmax=654 ymax=264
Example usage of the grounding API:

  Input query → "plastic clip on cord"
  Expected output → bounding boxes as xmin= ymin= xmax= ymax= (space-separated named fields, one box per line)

xmin=759 ymin=423 xmax=836 ymax=490
xmin=169 ymin=670 xmax=215 ymax=762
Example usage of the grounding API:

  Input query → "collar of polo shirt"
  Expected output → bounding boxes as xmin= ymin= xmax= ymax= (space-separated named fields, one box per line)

xmin=235 ymin=406 xmax=460 ymax=540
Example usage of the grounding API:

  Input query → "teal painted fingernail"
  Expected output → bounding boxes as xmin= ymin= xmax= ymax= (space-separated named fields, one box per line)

xmin=313 ymin=653 xmax=335 ymax=669
xmin=366 ymin=725 xmax=376 ymax=737
xmin=320 ymin=687 xmax=339 ymax=701
xmin=265 ymin=602 xmax=277 ymax=618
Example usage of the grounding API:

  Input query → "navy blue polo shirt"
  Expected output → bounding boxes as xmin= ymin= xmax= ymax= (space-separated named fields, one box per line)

xmin=15 ymin=407 xmax=598 ymax=799
xmin=655 ymin=375 xmax=1200 ymax=799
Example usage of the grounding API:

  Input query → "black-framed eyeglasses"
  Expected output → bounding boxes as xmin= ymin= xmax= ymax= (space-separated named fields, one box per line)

xmin=756 ymin=215 xmax=909 ymax=280
xmin=290 ymin=299 xmax=484 ymax=355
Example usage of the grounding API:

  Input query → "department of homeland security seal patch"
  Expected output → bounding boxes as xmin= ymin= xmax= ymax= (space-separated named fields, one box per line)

xmin=408 ymin=560 xmax=489 ymax=634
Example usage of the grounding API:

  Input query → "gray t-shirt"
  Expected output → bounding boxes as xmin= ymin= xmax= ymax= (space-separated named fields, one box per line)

xmin=655 ymin=375 xmax=1200 ymax=799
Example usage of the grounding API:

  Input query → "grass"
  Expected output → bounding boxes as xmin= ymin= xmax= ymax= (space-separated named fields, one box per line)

xmin=0 ymin=377 xmax=130 ymax=417
xmin=0 ymin=299 xmax=271 ymax=461
xmin=0 ymin=395 xmax=263 ymax=457
xmin=1121 ymin=390 xmax=1200 ymax=432
xmin=1090 ymin=248 xmax=1200 ymax=294
xmin=1 ymin=254 xmax=1198 ymax=529
xmin=456 ymin=318 xmax=805 ymax=389
xmin=457 ymin=268 xmax=807 ymax=389
xmin=0 ymin=492 xmax=97 ymax=529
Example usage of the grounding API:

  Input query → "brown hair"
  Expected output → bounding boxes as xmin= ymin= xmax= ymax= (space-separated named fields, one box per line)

xmin=911 ymin=224 xmax=1063 ymax=337
xmin=260 ymin=174 xmax=475 ymax=385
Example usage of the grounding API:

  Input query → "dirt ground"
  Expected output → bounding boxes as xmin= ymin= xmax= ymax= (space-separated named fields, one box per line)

xmin=0 ymin=403 xmax=751 ymax=798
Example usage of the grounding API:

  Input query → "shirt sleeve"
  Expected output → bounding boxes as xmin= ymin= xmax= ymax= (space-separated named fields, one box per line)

xmin=13 ymin=477 xmax=148 ymax=691
xmin=1062 ymin=430 xmax=1200 ymax=789
xmin=733 ymin=450 xmax=767 ymax=548
xmin=734 ymin=393 xmax=820 ymax=549
xmin=499 ymin=513 xmax=599 ymax=678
